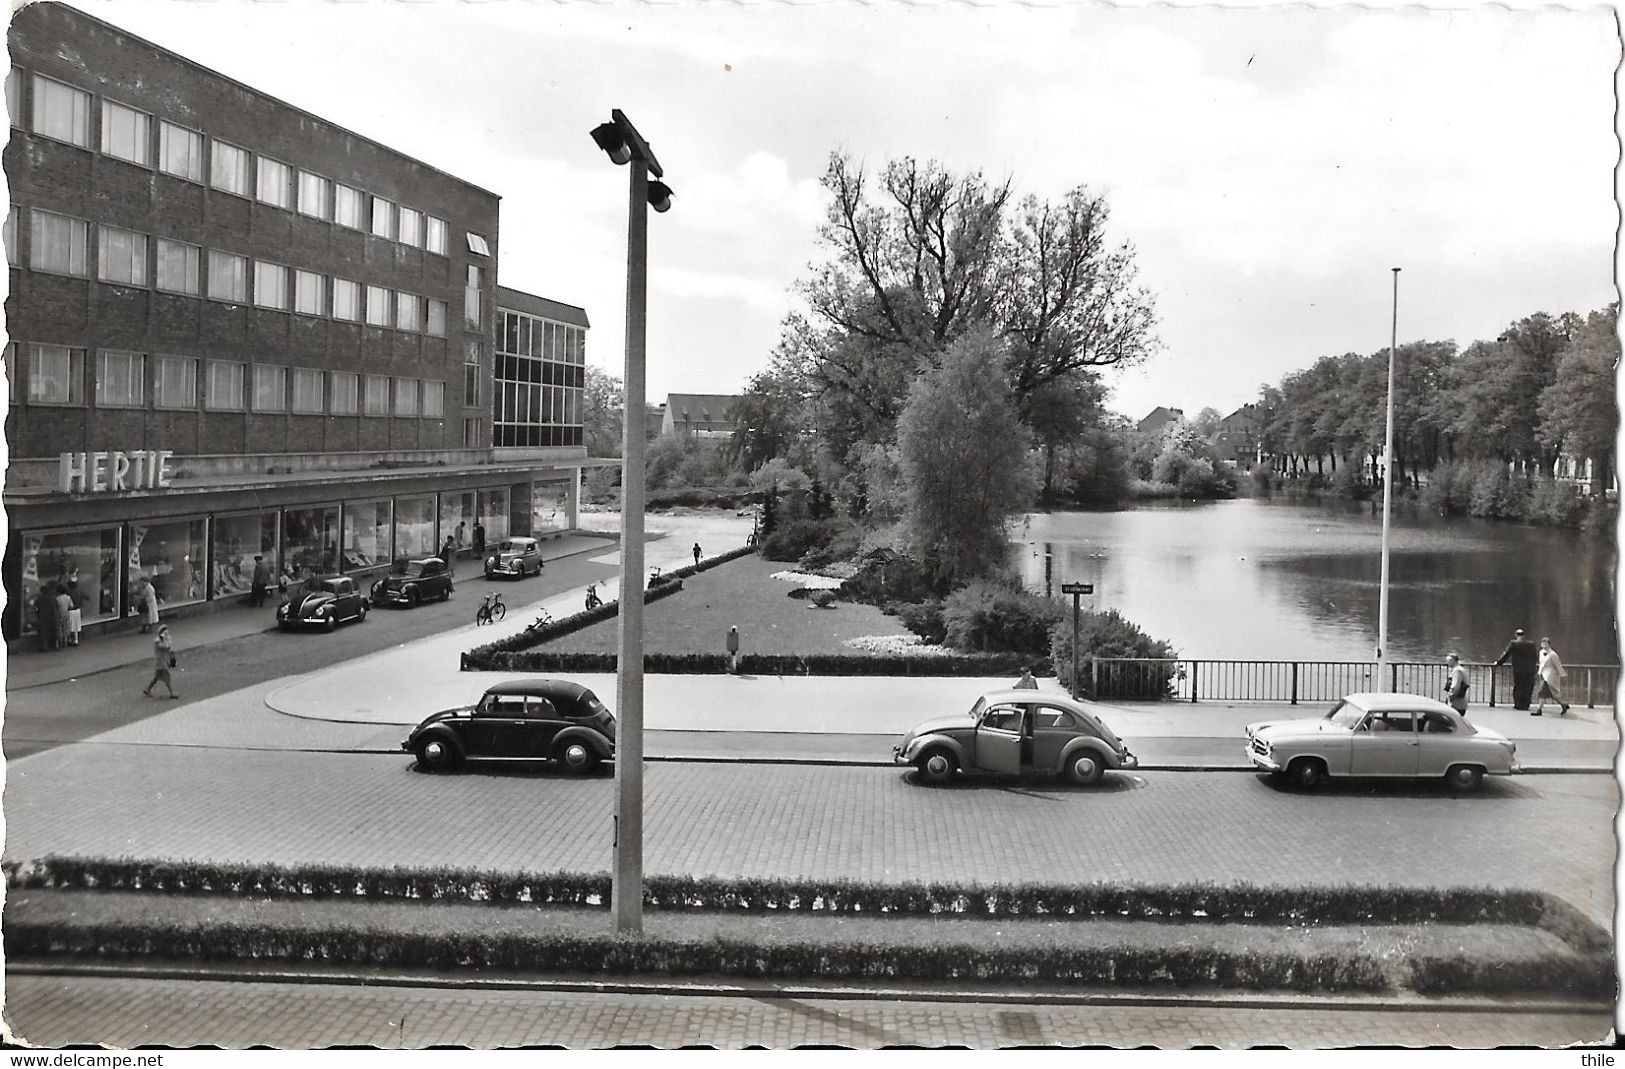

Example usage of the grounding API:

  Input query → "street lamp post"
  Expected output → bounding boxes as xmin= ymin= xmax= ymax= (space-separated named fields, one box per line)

xmin=1376 ymin=267 xmax=1400 ymax=691
xmin=589 ymin=110 xmax=674 ymax=935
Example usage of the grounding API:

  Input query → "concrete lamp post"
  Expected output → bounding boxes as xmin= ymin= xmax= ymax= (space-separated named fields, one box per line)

xmin=589 ymin=109 xmax=674 ymax=935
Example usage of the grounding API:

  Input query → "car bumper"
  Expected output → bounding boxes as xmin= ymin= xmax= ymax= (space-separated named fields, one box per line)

xmin=372 ymin=590 xmax=414 ymax=604
xmin=486 ymin=564 xmax=525 ymax=576
xmin=892 ymin=745 xmax=912 ymax=765
xmin=1118 ymin=750 xmax=1138 ymax=769
xmin=1246 ymin=748 xmax=1282 ymax=772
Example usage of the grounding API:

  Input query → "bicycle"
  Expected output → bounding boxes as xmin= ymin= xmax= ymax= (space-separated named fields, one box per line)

xmin=584 ymin=584 xmax=603 ymax=610
xmin=474 ymin=592 xmax=506 ymax=625
xmin=523 ymin=608 xmax=555 ymax=636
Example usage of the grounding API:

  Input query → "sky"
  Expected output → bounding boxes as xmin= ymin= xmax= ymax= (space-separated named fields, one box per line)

xmin=47 ymin=0 xmax=1621 ymax=422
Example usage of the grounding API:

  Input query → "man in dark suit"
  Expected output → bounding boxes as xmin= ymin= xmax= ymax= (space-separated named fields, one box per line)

xmin=1494 ymin=628 xmax=1540 ymax=710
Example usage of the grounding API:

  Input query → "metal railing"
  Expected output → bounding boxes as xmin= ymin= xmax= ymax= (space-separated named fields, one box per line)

xmin=1082 ymin=658 xmax=1619 ymax=706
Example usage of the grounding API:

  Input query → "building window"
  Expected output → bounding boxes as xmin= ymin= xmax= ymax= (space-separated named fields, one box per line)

xmin=363 ymin=374 xmax=390 ymax=416
xmin=100 ymin=100 xmax=151 ymax=166
xmin=426 ymin=216 xmax=448 ymax=255
xmin=3 ymin=205 xmax=15 ymax=267
xmin=292 ymin=367 xmax=324 ymax=413
xmin=463 ymin=418 xmax=483 ymax=448
xmin=370 ymin=196 xmax=395 ymax=239
xmin=332 ymin=277 xmax=360 ymax=322
xmin=398 ymin=206 xmax=422 ymax=248
xmin=205 ymin=360 xmax=245 ymax=410
xmin=155 ymin=238 xmax=200 ymax=296
xmin=253 ymin=261 xmax=289 ymax=310
xmin=30 ymin=209 xmax=88 ymax=275
xmin=27 ymin=344 xmax=84 ymax=405
xmin=394 ymin=377 xmax=418 ymax=416
xmin=6 ymin=68 xmax=19 ymax=129
xmin=464 ymin=340 xmax=482 ymax=406
xmin=365 ymin=285 xmax=390 ymax=327
xmin=210 ymin=141 xmax=252 ymax=197
xmin=297 ymin=171 xmax=330 ymax=218
xmin=96 ymin=350 xmax=145 ymax=408
xmin=252 ymin=364 xmax=287 ymax=412
xmin=292 ymin=270 xmax=325 ymax=316
xmin=422 ymin=380 xmax=445 ymax=418
xmin=426 ymin=298 xmax=447 ymax=337
xmin=395 ymin=291 xmax=421 ymax=332
xmin=31 ymin=75 xmax=90 ymax=147
xmin=159 ymin=121 xmax=204 ymax=182
xmin=466 ymin=232 xmax=490 ymax=256
xmin=464 ymin=264 xmax=483 ymax=328
xmin=207 ymin=250 xmax=248 ymax=303
xmin=97 ymin=225 xmax=148 ymax=286
xmin=154 ymin=355 xmax=197 ymax=409
xmin=256 ymin=157 xmax=293 ymax=209
xmin=330 ymin=370 xmax=358 ymax=414
xmin=334 ymin=183 xmax=363 ymax=229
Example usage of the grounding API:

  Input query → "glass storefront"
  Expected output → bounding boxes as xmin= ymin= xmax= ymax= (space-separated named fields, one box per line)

xmin=342 ymin=499 xmax=394 ymax=571
xmin=19 ymin=525 xmax=122 ymax=633
xmin=532 ymin=479 xmax=570 ymax=533
xmin=130 ymin=516 xmax=208 ymax=611
xmin=211 ymin=511 xmax=278 ymax=600
xmin=284 ymin=505 xmax=341 ymax=581
xmin=478 ymin=487 xmax=510 ymax=542
xmin=393 ymin=495 xmax=438 ymax=561
xmin=440 ymin=491 xmax=475 ymax=553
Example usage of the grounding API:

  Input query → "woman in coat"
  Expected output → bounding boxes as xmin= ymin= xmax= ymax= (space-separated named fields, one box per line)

xmin=1533 ymin=637 xmax=1569 ymax=716
xmin=138 ymin=576 xmax=159 ymax=633
xmin=143 ymin=625 xmax=177 ymax=699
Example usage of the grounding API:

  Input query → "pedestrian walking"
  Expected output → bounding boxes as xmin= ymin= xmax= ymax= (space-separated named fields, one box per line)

xmin=32 ymin=585 xmax=59 ymax=652
xmin=726 ymin=625 xmax=740 ymax=674
xmin=1533 ymin=637 xmax=1570 ymax=716
xmin=54 ymin=584 xmax=73 ymax=651
xmin=249 ymin=555 xmax=270 ymax=607
xmin=143 ymin=625 xmax=178 ymax=699
xmin=693 ymin=542 xmax=703 ymax=567
xmin=1493 ymin=628 xmax=1539 ymax=710
xmin=277 ymin=569 xmax=292 ymax=607
xmin=473 ymin=523 xmax=486 ymax=560
xmin=1442 ymin=653 xmax=1470 ymax=715
xmin=1014 ymin=665 xmax=1039 ymax=690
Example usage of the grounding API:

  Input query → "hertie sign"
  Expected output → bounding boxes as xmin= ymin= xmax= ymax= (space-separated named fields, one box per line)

xmin=59 ymin=449 xmax=174 ymax=493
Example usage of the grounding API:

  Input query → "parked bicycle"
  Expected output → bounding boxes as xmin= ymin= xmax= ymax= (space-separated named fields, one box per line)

xmin=584 ymin=584 xmax=603 ymax=610
xmin=647 ymin=566 xmax=663 ymax=590
xmin=523 ymin=608 xmax=555 ymax=636
xmin=474 ymin=592 xmax=506 ymax=626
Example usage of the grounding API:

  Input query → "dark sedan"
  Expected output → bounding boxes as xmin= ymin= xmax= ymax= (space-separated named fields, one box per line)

xmin=371 ymin=557 xmax=453 ymax=608
xmin=277 ymin=576 xmax=368 ymax=631
xmin=404 ymin=678 xmax=616 ymax=773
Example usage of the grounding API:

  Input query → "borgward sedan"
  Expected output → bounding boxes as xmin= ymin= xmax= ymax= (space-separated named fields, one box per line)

xmin=894 ymin=689 xmax=1136 ymax=786
xmin=405 ymin=679 xmax=616 ymax=773
xmin=1245 ymin=692 xmax=1518 ymax=791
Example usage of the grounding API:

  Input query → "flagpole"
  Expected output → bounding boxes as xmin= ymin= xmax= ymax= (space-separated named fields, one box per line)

xmin=1377 ymin=267 xmax=1399 ymax=691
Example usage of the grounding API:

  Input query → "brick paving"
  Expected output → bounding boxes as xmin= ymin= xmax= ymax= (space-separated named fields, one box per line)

xmin=2 ymin=974 xmax=1611 ymax=1048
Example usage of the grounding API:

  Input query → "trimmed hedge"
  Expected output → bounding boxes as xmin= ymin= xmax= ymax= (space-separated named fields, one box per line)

xmin=466 ymin=650 xmax=1041 ymax=676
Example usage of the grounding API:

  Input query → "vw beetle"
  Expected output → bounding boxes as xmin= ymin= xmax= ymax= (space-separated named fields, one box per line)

xmin=277 ymin=576 xmax=368 ymax=631
xmin=405 ymin=678 xmax=616 ymax=773
xmin=894 ymin=689 xmax=1136 ymax=786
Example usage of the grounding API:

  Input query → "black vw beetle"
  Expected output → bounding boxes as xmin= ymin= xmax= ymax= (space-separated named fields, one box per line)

xmin=405 ymin=679 xmax=616 ymax=773
xmin=277 ymin=576 xmax=368 ymax=631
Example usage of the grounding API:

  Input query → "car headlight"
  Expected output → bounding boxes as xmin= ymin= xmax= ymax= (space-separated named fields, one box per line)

xmin=315 ymin=604 xmax=332 ymax=615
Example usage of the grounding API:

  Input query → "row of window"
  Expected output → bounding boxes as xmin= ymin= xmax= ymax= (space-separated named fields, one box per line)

xmin=15 ymin=70 xmax=492 ymax=257
xmin=497 ymin=310 xmax=588 ymax=366
xmin=16 ymin=208 xmax=477 ymax=335
xmin=9 ymin=343 xmax=445 ymax=417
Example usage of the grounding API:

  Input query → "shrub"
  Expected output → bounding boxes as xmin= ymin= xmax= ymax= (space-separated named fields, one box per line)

xmin=839 ymin=551 xmax=942 ymax=605
xmin=890 ymin=599 xmax=947 ymax=644
xmin=941 ymin=580 xmax=1065 ymax=654
xmin=808 ymin=590 xmax=837 ymax=609
xmin=798 ymin=520 xmax=862 ymax=571
xmin=1523 ymin=477 xmax=1584 ymax=526
xmin=760 ymin=517 xmax=843 ymax=562
xmin=1050 ymin=609 xmax=1178 ymax=698
xmin=1329 ymin=462 xmax=1370 ymax=500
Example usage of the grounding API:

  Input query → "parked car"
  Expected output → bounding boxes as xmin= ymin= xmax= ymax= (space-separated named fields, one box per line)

xmin=404 ymin=678 xmax=616 ymax=773
xmin=1245 ymin=692 xmax=1518 ymax=791
xmin=277 ymin=576 xmax=368 ymax=631
xmin=484 ymin=536 xmax=544 ymax=579
xmin=893 ymin=689 xmax=1137 ymax=786
xmin=371 ymin=557 xmax=453 ymax=607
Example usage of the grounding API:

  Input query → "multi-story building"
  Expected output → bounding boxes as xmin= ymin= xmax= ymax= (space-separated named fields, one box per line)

xmin=3 ymin=2 xmax=592 ymax=642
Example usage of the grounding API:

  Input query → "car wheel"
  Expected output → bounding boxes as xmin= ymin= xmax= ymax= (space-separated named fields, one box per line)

xmin=323 ymin=616 xmax=337 ymax=632
xmin=1066 ymin=749 xmax=1105 ymax=786
xmin=415 ymin=737 xmax=462 ymax=772
xmin=407 ymin=588 xmax=420 ymax=608
xmin=441 ymin=586 xmax=452 ymax=602
xmin=556 ymin=740 xmax=599 ymax=774
xmin=915 ymin=748 xmax=958 ymax=785
xmin=1445 ymin=764 xmax=1484 ymax=792
xmin=1287 ymin=757 xmax=1326 ymax=790
xmin=357 ymin=603 xmax=368 ymax=622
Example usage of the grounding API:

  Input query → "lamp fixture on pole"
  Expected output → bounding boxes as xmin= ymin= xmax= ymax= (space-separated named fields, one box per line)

xmin=589 ymin=108 xmax=673 ymax=935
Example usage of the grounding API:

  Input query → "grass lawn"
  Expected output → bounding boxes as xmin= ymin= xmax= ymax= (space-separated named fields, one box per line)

xmin=543 ymin=553 xmax=915 ymax=656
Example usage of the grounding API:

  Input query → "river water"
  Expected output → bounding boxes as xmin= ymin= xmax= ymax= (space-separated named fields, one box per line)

xmin=1013 ymin=497 xmax=1618 ymax=666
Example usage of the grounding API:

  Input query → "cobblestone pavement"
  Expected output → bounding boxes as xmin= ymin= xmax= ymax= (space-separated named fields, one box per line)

xmin=4 ymin=745 xmax=1615 ymax=925
xmin=2 ymin=973 xmax=1612 ymax=1048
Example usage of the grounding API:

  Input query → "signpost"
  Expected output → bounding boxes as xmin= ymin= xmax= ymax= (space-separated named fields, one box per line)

xmin=1061 ymin=582 xmax=1094 ymax=698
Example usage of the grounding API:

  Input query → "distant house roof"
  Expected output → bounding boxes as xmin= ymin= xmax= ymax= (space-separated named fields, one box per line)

xmin=1217 ymin=404 xmax=1258 ymax=432
xmin=1137 ymin=406 xmax=1185 ymax=434
xmin=664 ymin=393 xmax=740 ymax=431
xmin=495 ymin=285 xmax=590 ymax=329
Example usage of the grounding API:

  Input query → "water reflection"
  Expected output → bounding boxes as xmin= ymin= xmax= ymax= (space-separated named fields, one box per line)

xmin=1014 ymin=498 xmax=1618 ymax=664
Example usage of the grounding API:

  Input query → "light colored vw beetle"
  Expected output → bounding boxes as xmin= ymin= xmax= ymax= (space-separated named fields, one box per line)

xmin=893 ymin=689 xmax=1137 ymax=786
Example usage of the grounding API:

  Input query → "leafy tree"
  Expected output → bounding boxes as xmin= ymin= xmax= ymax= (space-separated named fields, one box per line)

xmin=729 ymin=368 xmax=809 ymax=470
xmin=582 ymin=366 xmax=625 ymax=458
xmin=1537 ymin=304 xmax=1619 ymax=492
xmin=1024 ymin=373 xmax=1106 ymax=499
xmin=1448 ymin=312 xmax=1578 ymax=469
xmin=896 ymin=330 xmax=1038 ymax=583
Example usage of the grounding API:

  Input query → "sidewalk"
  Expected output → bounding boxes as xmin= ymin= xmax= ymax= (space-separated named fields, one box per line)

xmin=3 ymin=531 xmax=617 ymax=692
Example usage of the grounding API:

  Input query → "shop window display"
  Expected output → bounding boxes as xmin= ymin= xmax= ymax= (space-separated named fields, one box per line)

xmin=19 ymin=526 xmax=120 ymax=634
xmin=532 ymin=479 xmax=570 ymax=533
xmin=283 ymin=505 xmax=341 ymax=581
xmin=393 ymin=495 xmax=438 ymax=561
xmin=343 ymin=499 xmax=393 ymax=571
xmin=478 ymin=488 xmax=510 ymax=542
xmin=129 ymin=517 xmax=207 ymax=613
xmin=440 ymin=491 xmax=475 ymax=554
xmin=211 ymin=512 xmax=278 ymax=600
